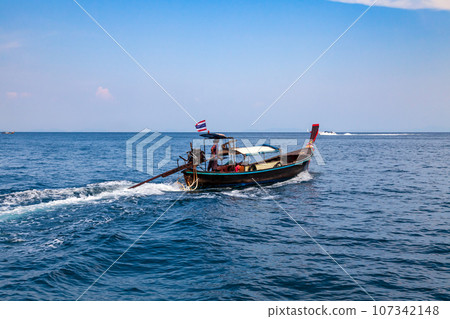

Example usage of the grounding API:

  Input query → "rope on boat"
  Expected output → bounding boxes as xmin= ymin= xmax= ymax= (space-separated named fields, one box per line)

xmin=177 ymin=167 xmax=199 ymax=191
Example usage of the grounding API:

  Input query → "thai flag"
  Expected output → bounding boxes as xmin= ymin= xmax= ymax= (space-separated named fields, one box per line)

xmin=195 ymin=120 xmax=207 ymax=132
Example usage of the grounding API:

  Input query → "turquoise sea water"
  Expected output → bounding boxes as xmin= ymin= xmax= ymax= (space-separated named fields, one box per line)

xmin=0 ymin=132 xmax=448 ymax=300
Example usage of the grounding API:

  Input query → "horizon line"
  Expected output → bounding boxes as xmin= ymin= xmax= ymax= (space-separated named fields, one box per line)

xmin=2 ymin=130 xmax=449 ymax=133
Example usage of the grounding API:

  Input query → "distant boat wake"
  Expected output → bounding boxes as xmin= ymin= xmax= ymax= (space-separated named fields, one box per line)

xmin=323 ymin=133 xmax=412 ymax=136
xmin=344 ymin=133 xmax=412 ymax=136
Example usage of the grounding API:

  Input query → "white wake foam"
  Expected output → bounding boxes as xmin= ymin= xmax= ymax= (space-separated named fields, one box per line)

xmin=269 ymin=171 xmax=313 ymax=187
xmin=0 ymin=172 xmax=314 ymax=218
xmin=221 ymin=171 xmax=313 ymax=198
xmin=0 ymin=180 xmax=182 ymax=218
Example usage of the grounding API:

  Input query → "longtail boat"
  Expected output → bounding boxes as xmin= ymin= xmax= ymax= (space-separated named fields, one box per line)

xmin=129 ymin=124 xmax=319 ymax=190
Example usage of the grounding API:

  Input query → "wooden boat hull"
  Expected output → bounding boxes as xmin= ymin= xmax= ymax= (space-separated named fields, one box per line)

xmin=127 ymin=124 xmax=319 ymax=190
xmin=183 ymin=160 xmax=310 ymax=188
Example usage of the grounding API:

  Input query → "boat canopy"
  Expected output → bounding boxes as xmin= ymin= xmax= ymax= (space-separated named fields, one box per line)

xmin=233 ymin=145 xmax=279 ymax=156
xmin=199 ymin=132 xmax=230 ymax=139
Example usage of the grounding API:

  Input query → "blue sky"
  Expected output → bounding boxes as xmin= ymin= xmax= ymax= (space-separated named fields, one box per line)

xmin=1 ymin=0 xmax=449 ymax=132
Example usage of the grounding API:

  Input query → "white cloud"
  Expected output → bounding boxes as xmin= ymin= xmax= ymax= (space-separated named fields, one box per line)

xmin=329 ymin=0 xmax=450 ymax=10
xmin=6 ymin=92 xmax=18 ymax=99
xmin=5 ymin=91 xmax=31 ymax=99
xmin=0 ymin=41 xmax=21 ymax=52
xmin=96 ymin=86 xmax=113 ymax=100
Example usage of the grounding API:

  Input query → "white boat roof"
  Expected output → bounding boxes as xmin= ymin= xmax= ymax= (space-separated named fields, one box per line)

xmin=233 ymin=145 xmax=278 ymax=156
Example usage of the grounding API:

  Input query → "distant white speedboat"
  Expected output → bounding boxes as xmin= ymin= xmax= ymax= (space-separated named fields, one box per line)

xmin=319 ymin=131 xmax=337 ymax=136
